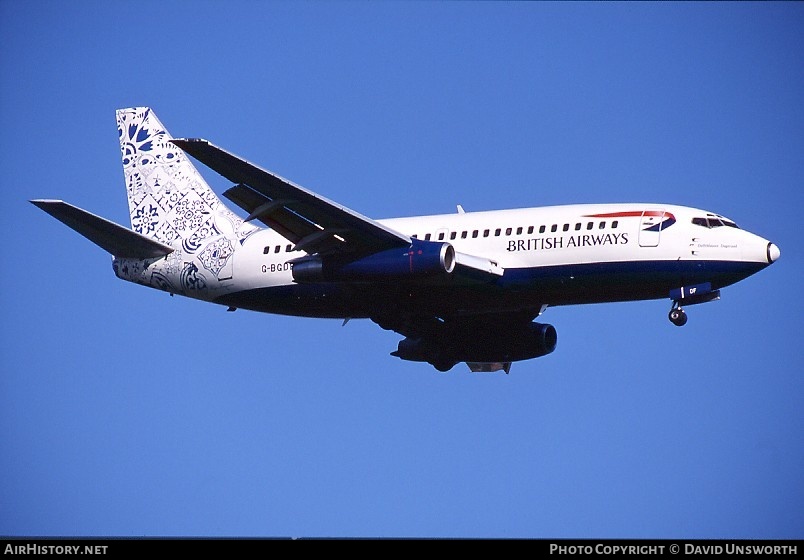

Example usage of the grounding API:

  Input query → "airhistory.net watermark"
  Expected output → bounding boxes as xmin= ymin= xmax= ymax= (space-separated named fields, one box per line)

xmin=4 ymin=545 xmax=107 ymax=555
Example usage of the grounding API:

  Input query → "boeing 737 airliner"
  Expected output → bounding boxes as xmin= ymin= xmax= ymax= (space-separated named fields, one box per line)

xmin=32 ymin=108 xmax=780 ymax=373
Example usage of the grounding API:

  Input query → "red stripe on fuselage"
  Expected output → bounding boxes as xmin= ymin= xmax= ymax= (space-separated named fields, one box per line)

xmin=582 ymin=210 xmax=669 ymax=218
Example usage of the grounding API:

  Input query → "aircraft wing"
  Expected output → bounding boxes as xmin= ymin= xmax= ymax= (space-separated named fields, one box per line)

xmin=171 ymin=138 xmax=411 ymax=257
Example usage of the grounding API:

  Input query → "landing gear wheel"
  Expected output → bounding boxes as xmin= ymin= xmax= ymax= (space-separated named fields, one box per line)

xmin=669 ymin=307 xmax=688 ymax=327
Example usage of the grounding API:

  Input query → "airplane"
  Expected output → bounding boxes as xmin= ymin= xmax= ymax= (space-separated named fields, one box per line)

xmin=31 ymin=107 xmax=780 ymax=373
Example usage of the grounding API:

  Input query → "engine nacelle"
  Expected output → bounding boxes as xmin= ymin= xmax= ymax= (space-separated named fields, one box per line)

xmin=292 ymin=238 xmax=455 ymax=283
xmin=291 ymin=257 xmax=325 ymax=283
xmin=392 ymin=322 xmax=558 ymax=368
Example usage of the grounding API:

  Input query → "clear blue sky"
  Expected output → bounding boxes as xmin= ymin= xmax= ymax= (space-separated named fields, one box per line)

xmin=1 ymin=2 xmax=801 ymax=538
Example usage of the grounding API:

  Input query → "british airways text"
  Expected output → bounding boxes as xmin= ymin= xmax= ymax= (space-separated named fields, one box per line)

xmin=507 ymin=233 xmax=629 ymax=252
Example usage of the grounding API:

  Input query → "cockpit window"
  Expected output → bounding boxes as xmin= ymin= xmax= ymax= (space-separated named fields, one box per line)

xmin=692 ymin=217 xmax=717 ymax=228
xmin=692 ymin=215 xmax=739 ymax=229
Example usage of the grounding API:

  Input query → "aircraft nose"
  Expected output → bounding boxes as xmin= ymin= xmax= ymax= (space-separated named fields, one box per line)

xmin=767 ymin=242 xmax=780 ymax=264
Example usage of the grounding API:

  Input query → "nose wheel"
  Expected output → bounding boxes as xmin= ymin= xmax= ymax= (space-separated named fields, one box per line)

xmin=669 ymin=304 xmax=687 ymax=327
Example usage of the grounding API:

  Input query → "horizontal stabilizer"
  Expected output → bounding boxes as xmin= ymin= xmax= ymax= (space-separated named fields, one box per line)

xmin=30 ymin=200 xmax=174 ymax=259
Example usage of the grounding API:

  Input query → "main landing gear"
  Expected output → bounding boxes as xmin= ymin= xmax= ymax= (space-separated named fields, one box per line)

xmin=668 ymin=303 xmax=688 ymax=327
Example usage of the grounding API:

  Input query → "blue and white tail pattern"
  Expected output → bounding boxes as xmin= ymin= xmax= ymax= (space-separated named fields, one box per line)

xmin=117 ymin=108 xmax=249 ymax=247
xmin=115 ymin=107 xmax=258 ymax=294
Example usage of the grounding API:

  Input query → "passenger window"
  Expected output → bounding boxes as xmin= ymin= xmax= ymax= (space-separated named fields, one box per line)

xmin=483 ymin=229 xmax=490 ymax=238
xmin=438 ymin=232 xmax=445 ymax=240
xmin=599 ymin=222 xmax=605 ymax=229
xmin=575 ymin=223 xmax=581 ymax=231
xmin=495 ymin=228 xmax=501 ymax=236
xmin=274 ymin=245 xmax=281 ymax=253
xmin=551 ymin=224 xmax=557 ymax=233
xmin=286 ymin=244 xmax=293 ymax=252
xmin=527 ymin=226 xmax=534 ymax=234
xmin=461 ymin=231 xmax=468 ymax=239
xmin=263 ymin=247 xmax=270 ymax=254
xmin=411 ymin=234 xmax=418 ymax=239
xmin=539 ymin=225 xmax=546 ymax=234
xmin=562 ymin=224 xmax=569 ymax=232
xmin=450 ymin=232 xmax=457 ymax=240
xmin=612 ymin=221 xmax=618 ymax=229
xmin=425 ymin=233 xmax=432 ymax=240
xmin=505 ymin=227 xmax=512 ymax=235
xmin=586 ymin=222 xmax=594 ymax=230
xmin=472 ymin=230 xmax=478 ymax=238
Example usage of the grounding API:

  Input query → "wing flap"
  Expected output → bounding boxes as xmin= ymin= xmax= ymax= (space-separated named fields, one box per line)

xmin=172 ymin=138 xmax=410 ymax=256
xmin=30 ymin=200 xmax=174 ymax=259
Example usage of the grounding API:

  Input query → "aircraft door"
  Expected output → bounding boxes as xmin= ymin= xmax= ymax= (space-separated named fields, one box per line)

xmin=638 ymin=210 xmax=665 ymax=247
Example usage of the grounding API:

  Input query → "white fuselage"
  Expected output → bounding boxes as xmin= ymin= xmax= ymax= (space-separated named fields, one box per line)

xmin=216 ymin=203 xmax=773 ymax=302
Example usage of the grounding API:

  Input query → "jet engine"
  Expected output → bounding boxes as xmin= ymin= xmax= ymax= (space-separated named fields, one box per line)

xmin=392 ymin=322 xmax=558 ymax=371
xmin=293 ymin=238 xmax=455 ymax=283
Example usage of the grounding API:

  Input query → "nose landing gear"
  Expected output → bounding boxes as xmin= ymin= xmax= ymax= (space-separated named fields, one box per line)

xmin=667 ymin=283 xmax=721 ymax=327
xmin=669 ymin=303 xmax=688 ymax=326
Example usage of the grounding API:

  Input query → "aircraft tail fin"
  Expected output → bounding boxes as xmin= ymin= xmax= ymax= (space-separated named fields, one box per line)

xmin=30 ymin=199 xmax=174 ymax=259
xmin=116 ymin=107 xmax=249 ymax=249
